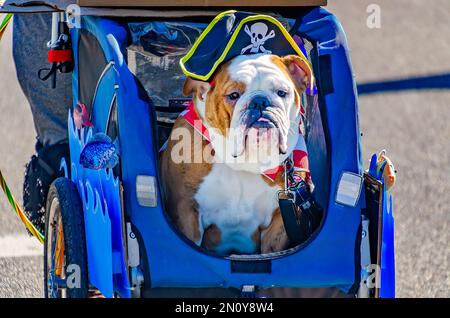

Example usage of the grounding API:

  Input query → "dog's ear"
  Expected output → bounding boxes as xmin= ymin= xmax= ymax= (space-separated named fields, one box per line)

xmin=182 ymin=77 xmax=210 ymax=101
xmin=281 ymin=55 xmax=313 ymax=94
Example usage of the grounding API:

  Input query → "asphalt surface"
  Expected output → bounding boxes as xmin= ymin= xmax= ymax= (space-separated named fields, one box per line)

xmin=0 ymin=0 xmax=449 ymax=297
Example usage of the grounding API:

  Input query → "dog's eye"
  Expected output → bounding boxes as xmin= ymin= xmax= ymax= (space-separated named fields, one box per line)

xmin=277 ymin=90 xmax=288 ymax=98
xmin=227 ymin=92 xmax=241 ymax=101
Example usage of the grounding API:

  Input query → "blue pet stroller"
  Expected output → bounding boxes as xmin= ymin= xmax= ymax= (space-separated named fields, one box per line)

xmin=1 ymin=0 xmax=395 ymax=298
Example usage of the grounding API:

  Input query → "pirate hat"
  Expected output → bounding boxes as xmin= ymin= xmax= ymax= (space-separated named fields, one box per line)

xmin=180 ymin=10 xmax=314 ymax=88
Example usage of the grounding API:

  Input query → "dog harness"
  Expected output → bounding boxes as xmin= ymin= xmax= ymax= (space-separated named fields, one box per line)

xmin=181 ymin=101 xmax=311 ymax=184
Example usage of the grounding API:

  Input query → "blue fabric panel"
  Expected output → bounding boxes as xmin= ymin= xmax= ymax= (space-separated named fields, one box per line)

xmin=70 ymin=17 xmax=130 ymax=297
xmin=91 ymin=67 xmax=116 ymax=131
xmin=380 ymin=190 xmax=395 ymax=297
xmin=368 ymin=153 xmax=396 ymax=297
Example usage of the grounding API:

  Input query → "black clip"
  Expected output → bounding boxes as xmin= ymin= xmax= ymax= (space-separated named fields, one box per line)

xmin=278 ymin=161 xmax=323 ymax=246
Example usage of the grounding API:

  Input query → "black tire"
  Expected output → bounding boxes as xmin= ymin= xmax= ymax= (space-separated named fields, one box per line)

xmin=44 ymin=177 xmax=89 ymax=298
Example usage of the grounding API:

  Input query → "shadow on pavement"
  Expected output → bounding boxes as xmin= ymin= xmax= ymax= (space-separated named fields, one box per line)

xmin=357 ymin=73 xmax=450 ymax=95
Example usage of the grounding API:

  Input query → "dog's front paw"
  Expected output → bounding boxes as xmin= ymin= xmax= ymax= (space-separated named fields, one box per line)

xmin=261 ymin=234 xmax=289 ymax=253
xmin=261 ymin=211 xmax=289 ymax=253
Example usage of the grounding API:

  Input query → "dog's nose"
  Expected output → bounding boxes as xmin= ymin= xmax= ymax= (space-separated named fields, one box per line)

xmin=248 ymin=95 xmax=270 ymax=111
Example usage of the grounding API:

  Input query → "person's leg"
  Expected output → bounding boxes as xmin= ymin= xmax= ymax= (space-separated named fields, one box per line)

xmin=13 ymin=13 xmax=72 ymax=233
xmin=13 ymin=13 xmax=71 ymax=146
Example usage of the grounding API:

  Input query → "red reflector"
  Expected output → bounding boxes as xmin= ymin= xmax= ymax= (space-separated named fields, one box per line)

xmin=48 ymin=49 xmax=72 ymax=63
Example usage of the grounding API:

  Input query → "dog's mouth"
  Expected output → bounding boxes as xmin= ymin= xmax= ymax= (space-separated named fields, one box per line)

xmin=230 ymin=109 xmax=289 ymax=158
xmin=249 ymin=114 xmax=278 ymax=129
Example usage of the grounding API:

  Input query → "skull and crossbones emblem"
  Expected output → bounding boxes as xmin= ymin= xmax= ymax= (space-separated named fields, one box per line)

xmin=241 ymin=22 xmax=276 ymax=54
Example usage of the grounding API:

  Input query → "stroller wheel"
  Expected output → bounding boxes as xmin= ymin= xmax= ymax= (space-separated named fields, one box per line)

xmin=44 ymin=178 xmax=88 ymax=298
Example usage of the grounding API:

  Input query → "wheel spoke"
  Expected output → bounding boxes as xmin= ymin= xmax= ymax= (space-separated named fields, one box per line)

xmin=55 ymin=217 xmax=65 ymax=276
xmin=46 ymin=197 xmax=66 ymax=298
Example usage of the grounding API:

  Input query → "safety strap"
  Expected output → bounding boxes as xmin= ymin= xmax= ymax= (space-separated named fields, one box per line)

xmin=38 ymin=49 xmax=73 ymax=84
xmin=289 ymin=17 xmax=303 ymax=36
xmin=39 ymin=50 xmax=73 ymax=84
xmin=278 ymin=196 xmax=308 ymax=244
xmin=38 ymin=62 xmax=58 ymax=82
xmin=278 ymin=165 xmax=323 ymax=246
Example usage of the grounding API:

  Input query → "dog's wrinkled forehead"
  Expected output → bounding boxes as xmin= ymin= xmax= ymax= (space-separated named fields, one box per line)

xmin=227 ymin=54 xmax=293 ymax=90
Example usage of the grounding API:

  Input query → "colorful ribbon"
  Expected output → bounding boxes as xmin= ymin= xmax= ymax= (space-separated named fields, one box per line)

xmin=0 ymin=13 xmax=13 ymax=42
xmin=0 ymin=14 xmax=45 ymax=243
xmin=0 ymin=168 xmax=44 ymax=243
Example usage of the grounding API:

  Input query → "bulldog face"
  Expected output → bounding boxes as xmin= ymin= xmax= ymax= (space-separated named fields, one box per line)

xmin=183 ymin=54 xmax=311 ymax=173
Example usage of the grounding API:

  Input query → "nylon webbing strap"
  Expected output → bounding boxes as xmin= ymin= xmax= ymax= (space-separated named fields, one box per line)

xmin=278 ymin=197 xmax=306 ymax=245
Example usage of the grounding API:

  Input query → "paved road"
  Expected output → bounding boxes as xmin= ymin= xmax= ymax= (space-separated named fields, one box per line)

xmin=0 ymin=12 xmax=43 ymax=298
xmin=0 ymin=0 xmax=449 ymax=297
xmin=329 ymin=0 xmax=450 ymax=297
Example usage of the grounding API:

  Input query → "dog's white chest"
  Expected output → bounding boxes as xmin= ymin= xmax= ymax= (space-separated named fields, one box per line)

xmin=195 ymin=164 xmax=279 ymax=254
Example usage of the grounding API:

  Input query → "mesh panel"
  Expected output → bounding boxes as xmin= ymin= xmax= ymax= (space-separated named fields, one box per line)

xmin=127 ymin=22 xmax=207 ymax=107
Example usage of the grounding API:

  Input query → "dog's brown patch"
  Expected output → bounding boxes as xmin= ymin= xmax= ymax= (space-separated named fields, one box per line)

xmin=204 ymin=62 xmax=247 ymax=136
xmin=273 ymin=55 xmax=311 ymax=93
xmin=271 ymin=55 xmax=311 ymax=109
xmin=202 ymin=224 xmax=222 ymax=250
xmin=261 ymin=209 xmax=289 ymax=253
xmin=160 ymin=117 xmax=212 ymax=243
xmin=182 ymin=77 xmax=210 ymax=101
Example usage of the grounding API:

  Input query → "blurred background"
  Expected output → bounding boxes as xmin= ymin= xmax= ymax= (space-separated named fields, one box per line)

xmin=0 ymin=0 xmax=449 ymax=297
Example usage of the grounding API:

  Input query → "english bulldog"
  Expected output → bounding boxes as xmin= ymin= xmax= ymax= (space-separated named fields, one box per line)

xmin=161 ymin=53 xmax=312 ymax=255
